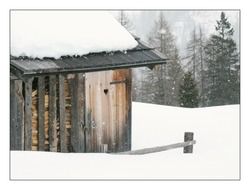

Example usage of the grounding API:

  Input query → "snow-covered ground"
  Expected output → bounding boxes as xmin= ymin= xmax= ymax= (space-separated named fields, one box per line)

xmin=11 ymin=102 xmax=239 ymax=180
xmin=11 ymin=11 xmax=137 ymax=59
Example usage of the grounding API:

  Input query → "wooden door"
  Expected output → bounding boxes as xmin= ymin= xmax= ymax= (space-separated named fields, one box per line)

xmin=85 ymin=69 xmax=132 ymax=152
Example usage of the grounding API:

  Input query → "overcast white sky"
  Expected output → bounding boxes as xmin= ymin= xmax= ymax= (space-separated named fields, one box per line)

xmin=111 ymin=11 xmax=240 ymax=57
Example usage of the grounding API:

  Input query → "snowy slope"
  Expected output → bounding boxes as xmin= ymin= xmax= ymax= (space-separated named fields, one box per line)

xmin=11 ymin=102 xmax=239 ymax=179
xmin=11 ymin=11 xmax=138 ymax=59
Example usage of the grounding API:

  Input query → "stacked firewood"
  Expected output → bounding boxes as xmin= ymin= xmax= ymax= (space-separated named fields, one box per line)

xmin=31 ymin=76 xmax=72 ymax=152
xmin=32 ymin=90 xmax=38 ymax=150
xmin=64 ymin=78 xmax=72 ymax=151
xmin=31 ymin=89 xmax=50 ymax=151
xmin=44 ymin=92 xmax=49 ymax=150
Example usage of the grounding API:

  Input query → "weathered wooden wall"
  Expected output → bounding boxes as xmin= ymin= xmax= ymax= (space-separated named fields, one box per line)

xmin=10 ymin=80 xmax=24 ymax=150
xmin=10 ymin=69 xmax=132 ymax=153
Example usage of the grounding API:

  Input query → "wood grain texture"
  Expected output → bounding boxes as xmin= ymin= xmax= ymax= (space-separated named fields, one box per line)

xmin=85 ymin=69 xmax=132 ymax=152
xmin=125 ymin=69 xmax=132 ymax=151
xmin=38 ymin=76 xmax=45 ymax=151
xmin=24 ymin=78 xmax=33 ymax=150
xmin=77 ymin=73 xmax=85 ymax=152
xmin=116 ymin=141 xmax=196 ymax=155
xmin=64 ymin=77 xmax=72 ymax=152
xmin=69 ymin=74 xmax=78 ymax=152
xmin=112 ymin=69 xmax=131 ymax=152
xmin=49 ymin=75 xmax=57 ymax=152
xmin=10 ymin=80 xmax=24 ymax=150
xmin=59 ymin=74 xmax=67 ymax=152
xmin=10 ymin=80 xmax=16 ymax=150
xmin=184 ymin=132 xmax=194 ymax=153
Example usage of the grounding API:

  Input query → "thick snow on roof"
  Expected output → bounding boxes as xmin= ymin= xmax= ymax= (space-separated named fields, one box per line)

xmin=11 ymin=11 xmax=138 ymax=59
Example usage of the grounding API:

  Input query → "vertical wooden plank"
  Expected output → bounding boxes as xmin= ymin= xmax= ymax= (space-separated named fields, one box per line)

xmin=100 ymin=144 xmax=108 ymax=153
xmin=92 ymin=127 xmax=97 ymax=152
xmin=77 ymin=73 xmax=85 ymax=152
xmin=10 ymin=80 xmax=16 ymax=150
xmin=102 ymin=71 xmax=110 ymax=151
xmin=109 ymin=74 xmax=117 ymax=152
xmin=69 ymin=73 xmax=86 ymax=152
xmin=69 ymin=74 xmax=79 ymax=152
xmin=86 ymin=71 xmax=112 ymax=152
xmin=24 ymin=78 xmax=33 ymax=150
xmin=15 ymin=80 xmax=24 ymax=150
xmin=105 ymin=79 xmax=111 ymax=152
xmin=10 ymin=80 xmax=24 ymax=150
xmin=49 ymin=75 xmax=57 ymax=152
xmin=95 ymin=72 xmax=103 ymax=152
xmin=126 ymin=69 xmax=132 ymax=151
xmin=85 ymin=127 xmax=90 ymax=152
xmin=64 ymin=76 xmax=72 ymax=152
xmin=86 ymin=81 xmax=92 ymax=152
xmin=38 ymin=76 xmax=45 ymax=151
xmin=111 ymin=69 xmax=126 ymax=152
xmin=59 ymin=74 xmax=67 ymax=152
xmin=116 ymin=82 xmax=121 ymax=151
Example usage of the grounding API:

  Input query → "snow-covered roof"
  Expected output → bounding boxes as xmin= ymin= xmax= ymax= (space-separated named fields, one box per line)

xmin=11 ymin=40 xmax=167 ymax=77
xmin=11 ymin=11 xmax=138 ymax=59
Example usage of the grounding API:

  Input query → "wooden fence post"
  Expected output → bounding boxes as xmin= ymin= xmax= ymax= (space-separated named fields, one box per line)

xmin=184 ymin=132 xmax=194 ymax=153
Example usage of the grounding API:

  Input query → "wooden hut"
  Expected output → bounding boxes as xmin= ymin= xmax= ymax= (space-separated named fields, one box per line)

xmin=10 ymin=11 xmax=167 ymax=153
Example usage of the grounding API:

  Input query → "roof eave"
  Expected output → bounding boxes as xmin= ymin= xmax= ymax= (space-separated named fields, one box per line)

xmin=10 ymin=59 xmax=167 ymax=78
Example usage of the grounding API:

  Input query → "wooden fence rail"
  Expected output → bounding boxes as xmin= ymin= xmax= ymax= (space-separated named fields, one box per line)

xmin=114 ymin=140 xmax=196 ymax=155
xmin=114 ymin=132 xmax=196 ymax=155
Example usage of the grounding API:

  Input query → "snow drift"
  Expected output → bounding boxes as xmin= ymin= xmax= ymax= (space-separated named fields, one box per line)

xmin=11 ymin=11 xmax=138 ymax=59
xmin=11 ymin=102 xmax=239 ymax=180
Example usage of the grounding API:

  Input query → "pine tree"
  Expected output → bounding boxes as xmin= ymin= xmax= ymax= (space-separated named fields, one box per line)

xmin=186 ymin=29 xmax=198 ymax=80
xmin=186 ymin=27 xmax=206 ymax=106
xmin=164 ymin=47 xmax=184 ymax=105
xmin=198 ymin=26 xmax=206 ymax=106
xmin=146 ymin=12 xmax=183 ymax=106
xmin=179 ymin=72 xmax=199 ymax=108
xmin=204 ymin=12 xmax=239 ymax=106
